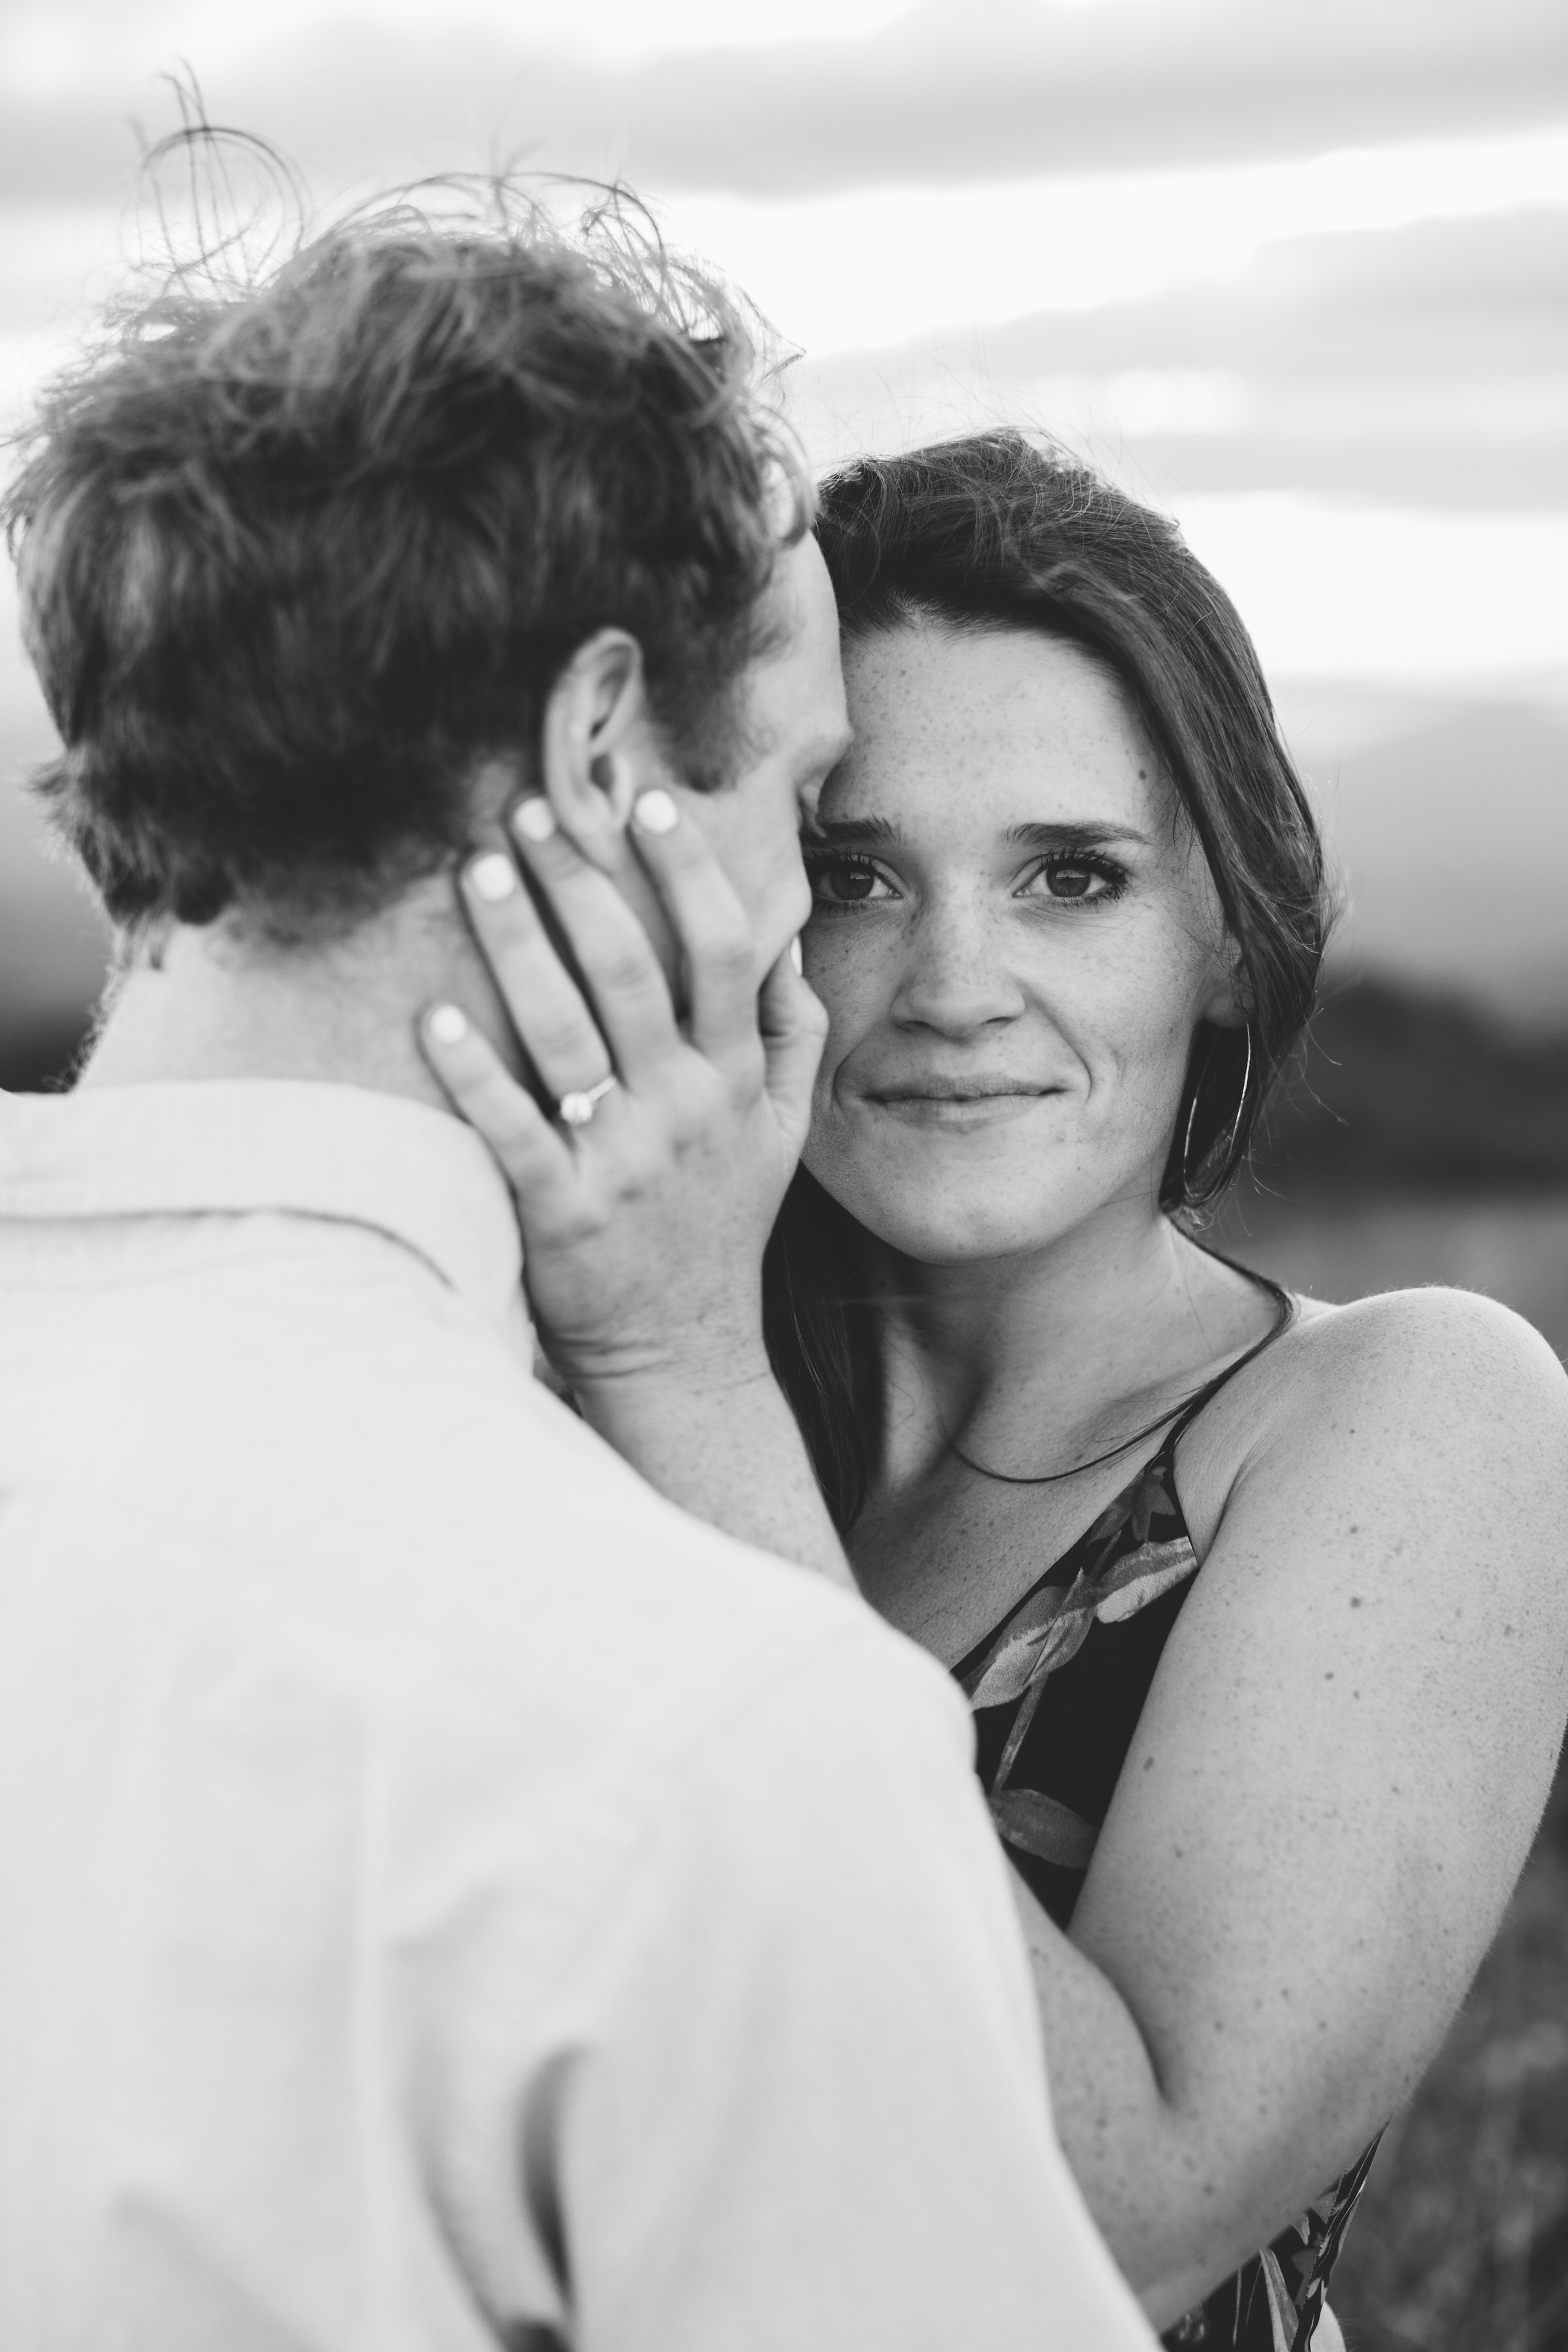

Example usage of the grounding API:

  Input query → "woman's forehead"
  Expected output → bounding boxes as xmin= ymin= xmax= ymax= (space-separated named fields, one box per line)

xmin=833 ymin=620 xmax=1171 ymax=836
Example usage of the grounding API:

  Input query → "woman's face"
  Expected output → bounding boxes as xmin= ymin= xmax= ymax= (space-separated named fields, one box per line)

xmin=801 ymin=620 xmax=1241 ymax=1266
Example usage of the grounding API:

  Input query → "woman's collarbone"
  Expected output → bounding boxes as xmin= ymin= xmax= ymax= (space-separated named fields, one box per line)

xmin=853 ymin=1459 xmax=1174 ymax=1662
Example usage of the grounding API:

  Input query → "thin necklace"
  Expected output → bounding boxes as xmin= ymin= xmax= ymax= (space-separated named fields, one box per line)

xmin=944 ymin=1398 xmax=1190 ymax=1488
xmin=944 ymin=1279 xmax=1294 ymax=1488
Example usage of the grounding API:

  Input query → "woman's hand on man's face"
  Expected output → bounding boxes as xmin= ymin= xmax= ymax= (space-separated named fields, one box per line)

xmin=418 ymin=789 xmax=826 ymax=1400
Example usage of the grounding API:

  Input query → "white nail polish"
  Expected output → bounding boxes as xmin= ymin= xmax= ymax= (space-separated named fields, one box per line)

xmin=512 ymin=798 xmax=558 ymax=845
xmin=468 ymin=852 xmax=517 ymax=902
xmin=633 ymin=789 xmax=679 ymax=836
xmin=789 ymin=936 xmax=804 ymax=975
xmin=427 ymin=1004 xmax=468 ymax=1045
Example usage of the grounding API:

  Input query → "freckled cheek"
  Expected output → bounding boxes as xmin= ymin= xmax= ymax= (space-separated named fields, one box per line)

xmin=1057 ymin=913 xmax=1196 ymax=1035
xmin=1088 ymin=991 xmax=1207 ymax=1139
xmin=800 ymin=927 xmax=894 ymax=1043
xmin=796 ymin=961 xmax=878 ymax=1132
xmin=1033 ymin=975 xmax=1185 ymax=1131
xmin=808 ymin=1030 xmax=877 ymax=1130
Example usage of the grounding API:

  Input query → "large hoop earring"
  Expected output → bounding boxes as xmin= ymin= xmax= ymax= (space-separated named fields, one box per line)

xmin=1180 ymin=1024 xmax=1253 ymax=1202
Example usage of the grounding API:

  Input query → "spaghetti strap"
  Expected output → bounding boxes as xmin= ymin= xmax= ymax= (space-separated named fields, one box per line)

xmin=948 ymin=1253 xmax=1296 ymax=1491
xmin=1162 ymin=1254 xmax=1295 ymax=1452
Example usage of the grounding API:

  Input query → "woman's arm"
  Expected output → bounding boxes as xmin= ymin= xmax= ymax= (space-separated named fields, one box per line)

xmin=425 ymin=808 xmax=1568 ymax=2324
xmin=421 ymin=794 xmax=856 ymax=1588
xmin=1006 ymin=1288 xmax=1568 ymax=2323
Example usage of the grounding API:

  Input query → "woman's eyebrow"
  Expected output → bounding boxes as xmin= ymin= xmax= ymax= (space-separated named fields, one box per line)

xmin=1006 ymin=821 xmax=1152 ymax=849
xmin=806 ymin=817 xmax=1153 ymax=850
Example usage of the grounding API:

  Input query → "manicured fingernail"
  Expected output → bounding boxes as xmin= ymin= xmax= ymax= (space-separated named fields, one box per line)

xmin=633 ymin=789 xmax=679 ymax=837
xmin=467 ymin=852 xmax=517 ymax=902
xmin=789 ymin=936 xmax=804 ymax=975
xmin=427 ymin=1004 xmax=468 ymax=1045
xmin=511 ymin=797 xmax=557 ymax=845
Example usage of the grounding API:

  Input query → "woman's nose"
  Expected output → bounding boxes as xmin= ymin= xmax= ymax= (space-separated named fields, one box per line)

xmin=890 ymin=908 xmax=1028 ymax=1037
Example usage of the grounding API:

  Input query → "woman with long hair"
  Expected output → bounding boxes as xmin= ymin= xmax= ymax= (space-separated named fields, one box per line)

xmin=425 ymin=431 xmax=1568 ymax=2349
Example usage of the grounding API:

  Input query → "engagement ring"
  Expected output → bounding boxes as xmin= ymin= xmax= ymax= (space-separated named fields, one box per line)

xmin=559 ymin=1075 xmax=619 ymax=1129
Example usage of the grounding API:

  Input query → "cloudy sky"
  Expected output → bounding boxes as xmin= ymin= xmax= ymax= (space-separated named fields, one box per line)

xmin=1 ymin=0 xmax=1565 ymax=1019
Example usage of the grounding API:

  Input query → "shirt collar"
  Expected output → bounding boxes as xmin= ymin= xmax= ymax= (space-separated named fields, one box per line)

xmin=0 ymin=1080 xmax=523 ymax=1325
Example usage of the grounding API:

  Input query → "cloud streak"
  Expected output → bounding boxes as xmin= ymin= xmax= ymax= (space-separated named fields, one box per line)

xmin=0 ymin=0 xmax=1563 ymax=203
xmin=787 ymin=210 xmax=1568 ymax=504
xmin=544 ymin=0 xmax=1568 ymax=195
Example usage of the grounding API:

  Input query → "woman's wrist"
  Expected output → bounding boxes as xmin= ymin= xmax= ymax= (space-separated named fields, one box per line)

xmin=557 ymin=1327 xmax=775 ymax=1406
xmin=566 ymin=1352 xmax=855 ymax=1588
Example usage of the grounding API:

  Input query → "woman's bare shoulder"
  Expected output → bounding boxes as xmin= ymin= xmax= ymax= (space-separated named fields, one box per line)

xmin=1180 ymin=1279 xmax=1568 ymax=1563
xmin=1265 ymin=1282 xmax=1567 ymax=1421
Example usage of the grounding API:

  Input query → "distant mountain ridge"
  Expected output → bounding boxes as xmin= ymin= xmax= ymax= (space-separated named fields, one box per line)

xmin=1251 ymin=974 xmax=1568 ymax=1197
xmin=1296 ymin=698 xmax=1568 ymax=1023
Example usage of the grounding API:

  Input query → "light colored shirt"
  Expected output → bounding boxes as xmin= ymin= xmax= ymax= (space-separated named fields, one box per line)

xmin=0 ymin=1078 xmax=1155 ymax=2352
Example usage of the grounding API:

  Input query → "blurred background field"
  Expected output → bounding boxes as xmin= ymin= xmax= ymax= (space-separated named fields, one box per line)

xmin=1326 ymin=1774 xmax=1568 ymax=2352
xmin=1 ymin=0 xmax=1565 ymax=2342
xmin=1209 ymin=996 xmax=1568 ymax=2349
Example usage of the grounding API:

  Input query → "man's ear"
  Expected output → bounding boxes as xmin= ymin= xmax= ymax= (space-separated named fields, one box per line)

xmin=538 ymin=629 xmax=662 ymax=870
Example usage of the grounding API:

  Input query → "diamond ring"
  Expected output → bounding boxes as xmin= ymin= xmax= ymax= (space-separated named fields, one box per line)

xmin=559 ymin=1075 xmax=619 ymax=1129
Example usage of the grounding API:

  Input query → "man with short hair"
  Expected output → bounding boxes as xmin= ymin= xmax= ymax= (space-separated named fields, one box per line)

xmin=0 ymin=180 xmax=1154 ymax=2350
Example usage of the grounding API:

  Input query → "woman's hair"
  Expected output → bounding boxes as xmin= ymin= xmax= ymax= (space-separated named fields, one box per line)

xmin=4 ymin=142 xmax=806 ymax=939
xmin=764 ymin=427 xmax=1333 ymax=1529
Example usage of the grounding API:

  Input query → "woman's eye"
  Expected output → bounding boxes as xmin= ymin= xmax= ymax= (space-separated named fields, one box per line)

xmin=808 ymin=855 xmax=896 ymax=907
xmin=1026 ymin=855 xmax=1124 ymax=905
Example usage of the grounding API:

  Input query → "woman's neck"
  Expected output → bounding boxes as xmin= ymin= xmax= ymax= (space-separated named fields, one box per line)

xmin=873 ymin=1196 xmax=1267 ymax=1494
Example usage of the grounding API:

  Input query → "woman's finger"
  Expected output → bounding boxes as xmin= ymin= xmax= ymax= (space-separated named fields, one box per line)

xmin=417 ymin=1002 xmax=577 ymax=1200
xmin=459 ymin=849 xmax=613 ymax=1107
xmin=627 ymin=789 xmax=763 ymax=1074
xmin=757 ymin=943 xmax=829 ymax=1160
xmin=506 ymin=798 xmax=683 ymax=1079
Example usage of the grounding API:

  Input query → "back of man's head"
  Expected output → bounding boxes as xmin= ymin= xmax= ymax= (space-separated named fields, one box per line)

xmin=4 ymin=150 xmax=806 ymax=943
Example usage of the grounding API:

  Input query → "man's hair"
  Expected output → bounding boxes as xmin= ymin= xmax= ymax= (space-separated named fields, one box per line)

xmin=3 ymin=150 xmax=808 ymax=938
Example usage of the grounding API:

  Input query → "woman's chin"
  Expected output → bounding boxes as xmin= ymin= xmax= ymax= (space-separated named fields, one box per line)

xmin=893 ymin=1224 xmax=1051 ymax=1268
xmin=808 ymin=1121 xmax=1079 ymax=1264
xmin=821 ymin=1183 xmax=1070 ymax=1269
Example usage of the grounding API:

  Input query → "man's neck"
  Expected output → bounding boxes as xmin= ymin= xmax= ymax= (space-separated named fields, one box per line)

xmin=80 ymin=879 xmax=517 ymax=1111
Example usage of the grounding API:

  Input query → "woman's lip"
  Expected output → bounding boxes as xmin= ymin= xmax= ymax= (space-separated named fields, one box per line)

xmin=867 ymin=1086 xmax=1056 ymax=1103
xmin=862 ymin=1090 xmax=1056 ymax=1128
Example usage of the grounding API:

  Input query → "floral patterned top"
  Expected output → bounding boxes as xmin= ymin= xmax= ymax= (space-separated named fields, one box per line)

xmin=951 ymin=1352 xmax=1380 ymax=2352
